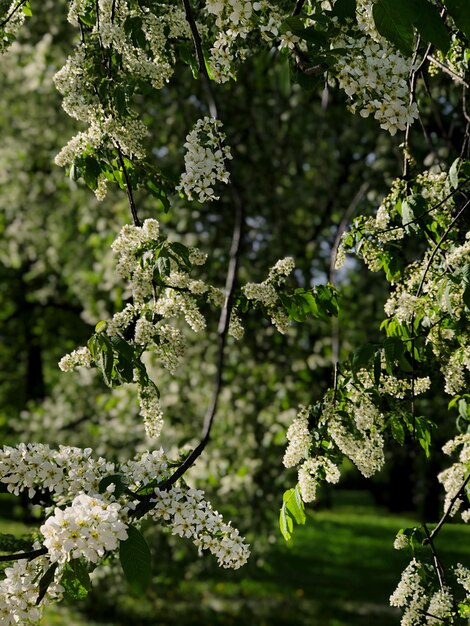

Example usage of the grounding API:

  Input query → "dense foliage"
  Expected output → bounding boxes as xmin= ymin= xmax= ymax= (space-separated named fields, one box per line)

xmin=0 ymin=0 xmax=469 ymax=624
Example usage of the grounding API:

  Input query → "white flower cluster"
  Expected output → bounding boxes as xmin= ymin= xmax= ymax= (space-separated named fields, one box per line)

xmin=389 ymin=559 xmax=428 ymax=624
xmin=426 ymin=588 xmax=454 ymax=625
xmin=381 ymin=375 xmax=431 ymax=400
xmin=298 ymin=456 xmax=340 ymax=502
xmin=138 ymin=384 xmax=164 ymax=439
xmin=58 ymin=346 xmax=93 ymax=372
xmin=41 ymin=494 xmax=128 ymax=564
xmin=327 ymin=383 xmax=385 ymax=478
xmin=0 ymin=444 xmax=251 ymax=621
xmin=455 ymin=563 xmax=470 ymax=594
xmin=55 ymin=1 xmax=193 ymax=184
xmin=61 ymin=219 xmax=226 ymax=437
xmin=283 ymin=405 xmax=312 ymax=468
xmin=391 ymin=559 xmax=460 ymax=625
xmin=442 ymin=343 xmax=470 ymax=396
xmin=0 ymin=443 xmax=114 ymax=501
xmin=283 ymin=405 xmax=341 ymax=503
xmin=393 ymin=532 xmax=409 ymax=551
xmin=0 ymin=554 xmax=63 ymax=625
xmin=205 ymin=0 xmax=284 ymax=83
xmin=243 ymin=256 xmax=295 ymax=334
xmin=331 ymin=0 xmax=419 ymax=135
xmin=177 ymin=117 xmax=232 ymax=203
xmin=151 ymin=485 xmax=250 ymax=569
xmin=438 ymin=434 xmax=470 ymax=522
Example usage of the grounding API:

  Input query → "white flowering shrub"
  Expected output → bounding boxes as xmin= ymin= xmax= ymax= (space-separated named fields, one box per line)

xmin=0 ymin=0 xmax=469 ymax=624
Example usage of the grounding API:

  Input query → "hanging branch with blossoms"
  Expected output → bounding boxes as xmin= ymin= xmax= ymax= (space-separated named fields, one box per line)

xmin=0 ymin=0 xmax=470 ymax=624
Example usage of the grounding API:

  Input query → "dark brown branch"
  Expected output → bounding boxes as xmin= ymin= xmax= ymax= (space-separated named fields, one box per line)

xmin=293 ymin=0 xmax=306 ymax=16
xmin=132 ymin=188 xmax=245 ymax=519
xmin=423 ymin=523 xmax=447 ymax=588
xmin=181 ymin=0 xmax=218 ymax=118
xmin=403 ymin=39 xmax=430 ymax=181
xmin=428 ymin=55 xmax=470 ymax=88
xmin=116 ymin=146 xmax=140 ymax=227
xmin=424 ymin=473 xmax=470 ymax=545
xmin=0 ymin=0 xmax=27 ymax=28
xmin=0 ymin=547 xmax=47 ymax=562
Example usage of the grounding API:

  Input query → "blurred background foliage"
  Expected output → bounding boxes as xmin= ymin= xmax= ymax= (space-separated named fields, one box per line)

xmin=0 ymin=1 xmax=469 ymax=624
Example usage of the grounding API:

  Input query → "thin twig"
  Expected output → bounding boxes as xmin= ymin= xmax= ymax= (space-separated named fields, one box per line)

xmin=424 ymin=473 xmax=470 ymax=545
xmin=132 ymin=187 xmax=245 ymax=519
xmin=428 ymin=55 xmax=470 ymax=88
xmin=403 ymin=39 xmax=428 ymax=182
xmin=423 ymin=523 xmax=447 ymax=588
xmin=329 ymin=182 xmax=369 ymax=367
xmin=293 ymin=0 xmax=306 ymax=15
xmin=181 ymin=0 xmax=218 ymax=118
xmin=116 ymin=146 xmax=140 ymax=227
xmin=329 ymin=182 xmax=369 ymax=284
xmin=0 ymin=547 xmax=47 ymax=562
xmin=416 ymin=199 xmax=469 ymax=298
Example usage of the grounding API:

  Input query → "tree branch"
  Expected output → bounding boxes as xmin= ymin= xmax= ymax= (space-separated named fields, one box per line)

xmin=0 ymin=0 xmax=27 ymax=28
xmin=428 ymin=55 xmax=470 ymax=88
xmin=293 ymin=0 xmax=306 ymax=16
xmin=424 ymin=473 xmax=470 ymax=545
xmin=423 ymin=523 xmax=447 ymax=588
xmin=116 ymin=145 xmax=140 ymax=227
xmin=0 ymin=547 xmax=47 ymax=562
xmin=181 ymin=0 xmax=218 ymax=118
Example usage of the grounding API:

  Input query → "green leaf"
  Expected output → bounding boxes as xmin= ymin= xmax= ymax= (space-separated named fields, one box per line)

xmin=98 ymin=474 xmax=129 ymax=498
xmin=61 ymin=560 xmax=90 ymax=601
xmin=383 ymin=337 xmax=404 ymax=364
xmin=36 ymin=563 xmax=58 ymax=605
xmin=372 ymin=0 xmax=415 ymax=55
xmin=279 ymin=503 xmax=294 ymax=541
xmin=350 ymin=343 xmax=375 ymax=376
xmin=95 ymin=320 xmax=107 ymax=333
xmin=390 ymin=415 xmax=405 ymax=445
xmin=119 ymin=525 xmax=152 ymax=593
xmin=22 ymin=1 xmax=32 ymax=17
xmin=449 ymin=158 xmax=461 ymax=189
xmin=283 ymin=486 xmax=306 ymax=525
xmin=331 ymin=0 xmax=357 ymax=21
xmin=443 ymin=0 xmax=470 ymax=42
xmin=413 ymin=0 xmax=451 ymax=54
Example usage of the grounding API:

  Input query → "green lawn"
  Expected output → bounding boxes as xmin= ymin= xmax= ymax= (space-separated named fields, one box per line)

xmin=2 ymin=493 xmax=468 ymax=626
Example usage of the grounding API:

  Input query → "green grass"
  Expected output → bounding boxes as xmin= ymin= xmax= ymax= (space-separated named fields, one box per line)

xmin=2 ymin=493 xmax=468 ymax=626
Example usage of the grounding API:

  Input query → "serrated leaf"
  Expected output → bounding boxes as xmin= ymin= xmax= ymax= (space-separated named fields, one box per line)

xmin=119 ymin=525 xmax=152 ymax=593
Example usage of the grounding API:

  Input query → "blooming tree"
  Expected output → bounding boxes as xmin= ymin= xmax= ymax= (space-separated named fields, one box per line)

xmin=0 ymin=0 xmax=469 ymax=624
